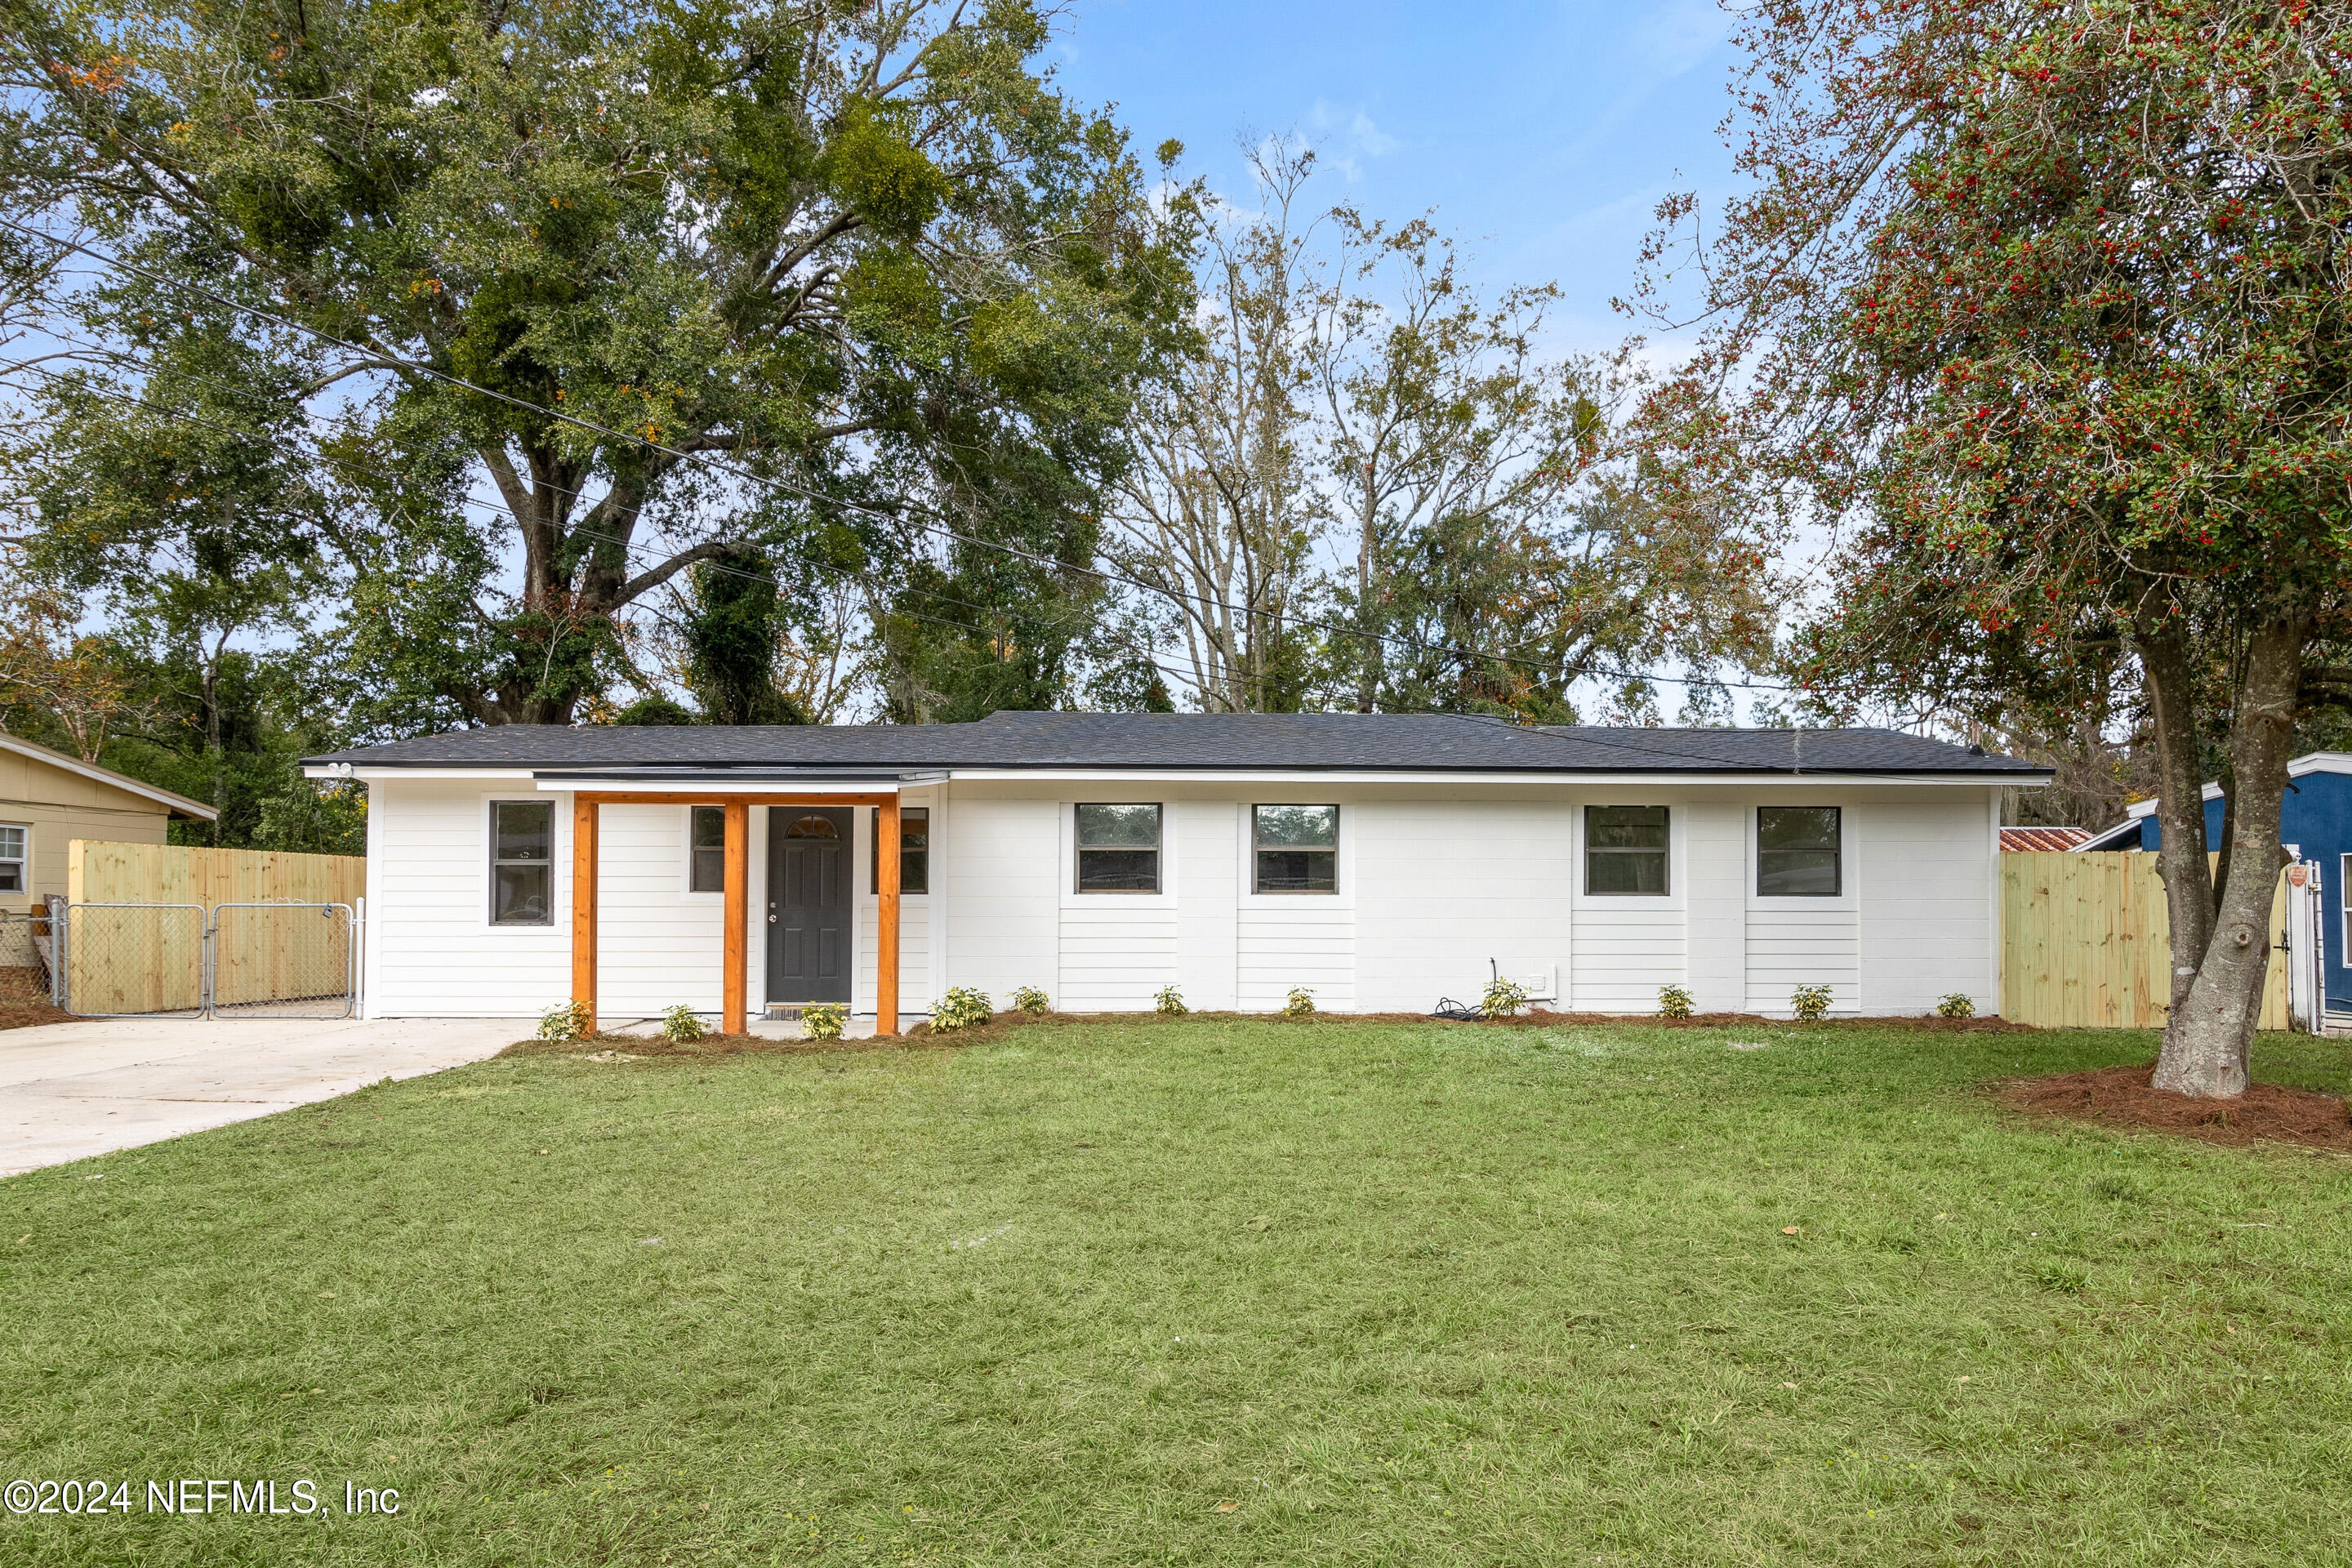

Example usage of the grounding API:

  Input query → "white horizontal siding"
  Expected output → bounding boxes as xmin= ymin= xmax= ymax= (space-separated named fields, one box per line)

xmin=368 ymin=780 xmax=569 ymax=1018
xmin=940 ymin=797 xmax=1060 ymax=1007
xmin=1237 ymin=905 xmax=1356 ymax=1012
xmin=1059 ymin=906 xmax=1179 ymax=1011
xmin=1570 ymin=905 xmax=1686 ymax=1013
xmin=1746 ymin=906 xmax=1860 ymax=1016
xmin=1352 ymin=800 xmax=1575 ymax=1013
xmin=1860 ymin=800 xmax=1993 ymax=1013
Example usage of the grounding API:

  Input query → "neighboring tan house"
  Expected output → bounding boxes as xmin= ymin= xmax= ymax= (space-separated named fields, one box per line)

xmin=0 ymin=734 xmax=220 ymax=913
xmin=304 ymin=712 xmax=2047 ymax=1029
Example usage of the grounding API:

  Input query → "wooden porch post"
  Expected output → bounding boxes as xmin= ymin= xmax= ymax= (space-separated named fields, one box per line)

xmin=722 ymin=800 xmax=749 ymax=1035
xmin=877 ymin=795 xmax=901 ymax=1036
xmin=571 ymin=794 xmax=598 ymax=1034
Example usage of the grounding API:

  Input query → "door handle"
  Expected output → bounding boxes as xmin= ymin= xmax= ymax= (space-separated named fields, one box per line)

xmin=768 ymin=915 xmax=777 ymax=923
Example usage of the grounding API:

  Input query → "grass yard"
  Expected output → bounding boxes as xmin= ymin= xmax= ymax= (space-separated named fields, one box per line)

xmin=5 ymin=1016 xmax=2351 ymax=1566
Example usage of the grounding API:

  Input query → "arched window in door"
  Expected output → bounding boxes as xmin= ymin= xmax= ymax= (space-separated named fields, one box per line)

xmin=786 ymin=814 xmax=840 ymax=840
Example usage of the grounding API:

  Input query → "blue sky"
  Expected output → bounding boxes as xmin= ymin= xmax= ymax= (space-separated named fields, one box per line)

xmin=1051 ymin=0 xmax=1741 ymax=354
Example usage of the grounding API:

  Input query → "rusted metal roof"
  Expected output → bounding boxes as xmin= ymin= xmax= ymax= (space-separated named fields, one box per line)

xmin=2000 ymin=826 xmax=2092 ymax=852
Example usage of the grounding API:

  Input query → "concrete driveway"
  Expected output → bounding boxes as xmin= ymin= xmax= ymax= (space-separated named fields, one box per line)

xmin=0 ymin=1017 xmax=518 ymax=1178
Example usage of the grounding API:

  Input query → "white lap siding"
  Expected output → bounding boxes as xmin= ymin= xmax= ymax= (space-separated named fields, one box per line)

xmin=367 ymin=778 xmax=571 ymax=1018
xmin=361 ymin=777 xmax=2003 ymax=1020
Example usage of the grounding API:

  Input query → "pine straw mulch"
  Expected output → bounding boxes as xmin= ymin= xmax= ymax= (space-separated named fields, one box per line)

xmin=1993 ymin=1060 xmax=2352 ymax=1154
xmin=0 ymin=1000 xmax=75 ymax=1031
xmin=504 ymin=1006 xmax=2030 ymax=1063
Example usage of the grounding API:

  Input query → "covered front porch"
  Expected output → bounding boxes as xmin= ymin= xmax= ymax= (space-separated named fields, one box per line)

xmin=554 ymin=774 xmax=916 ymax=1036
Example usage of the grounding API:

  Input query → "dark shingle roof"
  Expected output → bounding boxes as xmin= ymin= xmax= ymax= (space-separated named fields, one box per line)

xmin=308 ymin=711 xmax=2047 ymax=777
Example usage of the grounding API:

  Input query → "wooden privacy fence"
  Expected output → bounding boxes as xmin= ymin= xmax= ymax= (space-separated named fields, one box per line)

xmin=2000 ymin=852 xmax=2292 ymax=1030
xmin=63 ymin=841 xmax=365 ymax=1015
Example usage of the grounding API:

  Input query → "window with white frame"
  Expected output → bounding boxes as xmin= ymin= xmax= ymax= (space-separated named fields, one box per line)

xmin=1254 ymin=804 xmax=1338 ymax=893
xmin=0 ymin=824 xmax=24 ymax=893
xmin=1585 ymin=805 xmax=1669 ymax=895
xmin=688 ymin=805 xmax=727 ymax=893
xmin=1757 ymin=806 xmax=1842 ymax=896
xmin=1075 ymin=804 xmax=1160 ymax=893
xmin=490 ymin=800 xmax=555 ymax=925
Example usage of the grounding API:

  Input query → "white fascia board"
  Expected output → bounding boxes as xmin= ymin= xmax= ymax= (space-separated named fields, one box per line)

xmin=2288 ymin=751 xmax=2352 ymax=777
xmin=529 ymin=777 xmax=901 ymax=795
xmin=941 ymin=768 xmax=2033 ymax=787
xmin=310 ymin=767 xmax=538 ymax=782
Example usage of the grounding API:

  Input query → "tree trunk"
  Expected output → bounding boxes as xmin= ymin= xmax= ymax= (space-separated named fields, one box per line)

xmin=2135 ymin=612 xmax=2213 ymax=1021
xmin=2149 ymin=617 xmax=2307 ymax=1098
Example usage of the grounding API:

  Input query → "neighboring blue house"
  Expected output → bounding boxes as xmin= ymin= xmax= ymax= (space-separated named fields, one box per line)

xmin=2080 ymin=752 xmax=2352 ymax=1015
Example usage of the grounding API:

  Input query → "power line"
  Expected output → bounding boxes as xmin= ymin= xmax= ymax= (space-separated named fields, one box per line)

xmin=2 ymin=227 xmax=1996 ymax=777
xmin=0 ymin=216 xmax=1810 ymax=704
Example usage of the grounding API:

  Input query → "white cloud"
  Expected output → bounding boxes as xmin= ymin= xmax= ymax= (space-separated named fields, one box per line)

xmin=1350 ymin=112 xmax=1397 ymax=156
xmin=1632 ymin=0 xmax=1726 ymax=78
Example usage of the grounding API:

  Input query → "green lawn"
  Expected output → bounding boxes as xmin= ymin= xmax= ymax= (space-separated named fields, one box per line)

xmin=5 ymin=1016 xmax=2351 ymax=1566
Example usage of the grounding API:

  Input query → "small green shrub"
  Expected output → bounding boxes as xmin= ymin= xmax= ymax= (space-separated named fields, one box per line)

xmin=931 ymin=987 xmax=992 ymax=1033
xmin=660 ymin=1004 xmax=706 ymax=1044
xmin=1658 ymin=984 xmax=1694 ymax=1020
xmin=1481 ymin=977 xmax=1530 ymax=1019
xmin=800 ymin=1004 xmax=847 ymax=1042
xmin=536 ymin=1000 xmax=593 ymax=1042
xmin=1283 ymin=987 xmax=1316 ymax=1018
xmin=1010 ymin=985 xmax=1051 ymax=1015
xmin=1153 ymin=983 xmax=1188 ymax=1017
xmin=1790 ymin=983 xmax=1833 ymax=1022
xmin=1936 ymin=992 xmax=1976 ymax=1019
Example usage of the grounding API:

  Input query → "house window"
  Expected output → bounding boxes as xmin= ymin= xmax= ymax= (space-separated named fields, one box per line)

xmin=490 ymin=800 xmax=555 ymax=925
xmin=1254 ymin=805 xmax=1338 ymax=893
xmin=2341 ymin=853 xmax=2350 ymax=969
xmin=871 ymin=807 xmax=929 ymax=895
xmin=1586 ymin=805 xmax=1669 ymax=894
xmin=688 ymin=806 xmax=726 ymax=893
xmin=1076 ymin=804 xmax=1160 ymax=893
xmin=0 ymin=824 xmax=24 ymax=894
xmin=1758 ymin=806 xmax=1842 ymax=896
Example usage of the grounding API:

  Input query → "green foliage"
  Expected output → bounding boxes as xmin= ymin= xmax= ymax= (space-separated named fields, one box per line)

xmin=1658 ymin=984 xmax=1694 ymax=1021
xmin=1283 ymin=987 xmax=1316 ymax=1019
xmin=930 ymin=987 xmax=992 ymax=1033
xmin=1152 ymin=984 xmax=1187 ymax=1018
xmin=660 ymin=1005 xmax=706 ymax=1045
xmin=800 ymin=1004 xmax=847 ymax=1043
xmin=1936 ymin=993 xmax=1976 ymax=1021
xmin=536 ymin=1000 xmax=593 ymax=1043
xmin=683 ymin=553 xmax=807 ymax=726
xmin=4 ymin=0 xmax=1192 ymax=726
xmin=1790 ymin=985 xmax=1833 ymax=1023
xmin=1010 ymin=986 xmax=1051 ymax=1015
xmin=1481 ymin=977 xmax=1531 ymax=1019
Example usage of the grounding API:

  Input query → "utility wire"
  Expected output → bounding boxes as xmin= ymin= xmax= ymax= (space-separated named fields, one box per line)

xmin=0 ymin=217 xmax=1808 ymax=702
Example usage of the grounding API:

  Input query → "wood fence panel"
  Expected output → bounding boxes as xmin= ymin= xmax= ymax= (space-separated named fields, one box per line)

xmin=65 ymin=841 xmax=363 ymax=1011
xmin=2000 ymin=851 xmax=2292 ymax=1029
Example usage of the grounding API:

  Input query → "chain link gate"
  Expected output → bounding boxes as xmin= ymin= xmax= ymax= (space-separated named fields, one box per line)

xmin=54 ymin=901 xmax=358 ymax=1019
xmin=0 ymin=906 xmax=54 ymax=1006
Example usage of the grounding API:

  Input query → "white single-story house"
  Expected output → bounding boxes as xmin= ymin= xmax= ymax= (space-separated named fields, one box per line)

xmin=302 ymin=712 xmax=2047 ymax=1029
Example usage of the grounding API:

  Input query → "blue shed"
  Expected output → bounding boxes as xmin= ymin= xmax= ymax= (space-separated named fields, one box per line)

xmin=2079 ymin=753 xmax=2352 ymax=1015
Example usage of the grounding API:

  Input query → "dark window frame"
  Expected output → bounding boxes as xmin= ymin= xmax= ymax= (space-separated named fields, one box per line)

xmin=1757 ymin=805 xmax=1843 ymax=898
xmin=1075 ymin=803 xmax=1163 ymax=893
xmin=869 ymin=806 xmax=930 ymax=896
xmin=488 ymin=799 xmax=555 ymax=926
xmin=1252 ymin=804 xmax=1339 ymax=894
xmin=688 ymin=804 xmax=726 ymax=893
xmin=1584 ymin=804 xmax=1671 ymax=896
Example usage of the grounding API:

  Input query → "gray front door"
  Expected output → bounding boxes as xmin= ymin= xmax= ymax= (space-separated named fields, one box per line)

xmin=766 ymin=807 xmax=852 ymax=1004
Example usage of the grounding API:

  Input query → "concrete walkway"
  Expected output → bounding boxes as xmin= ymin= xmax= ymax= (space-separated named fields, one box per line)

xmin=0 ymin=1017 xmax=518 ymax=1178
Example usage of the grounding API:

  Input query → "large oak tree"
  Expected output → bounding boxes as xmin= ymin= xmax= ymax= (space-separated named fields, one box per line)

xmin=2 ymin=0 xmax=1187 ymax=727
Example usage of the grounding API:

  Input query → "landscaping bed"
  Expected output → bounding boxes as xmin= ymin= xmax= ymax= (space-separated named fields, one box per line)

xmin=1996 ymin=1059 xmax=2352 ymax=1152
